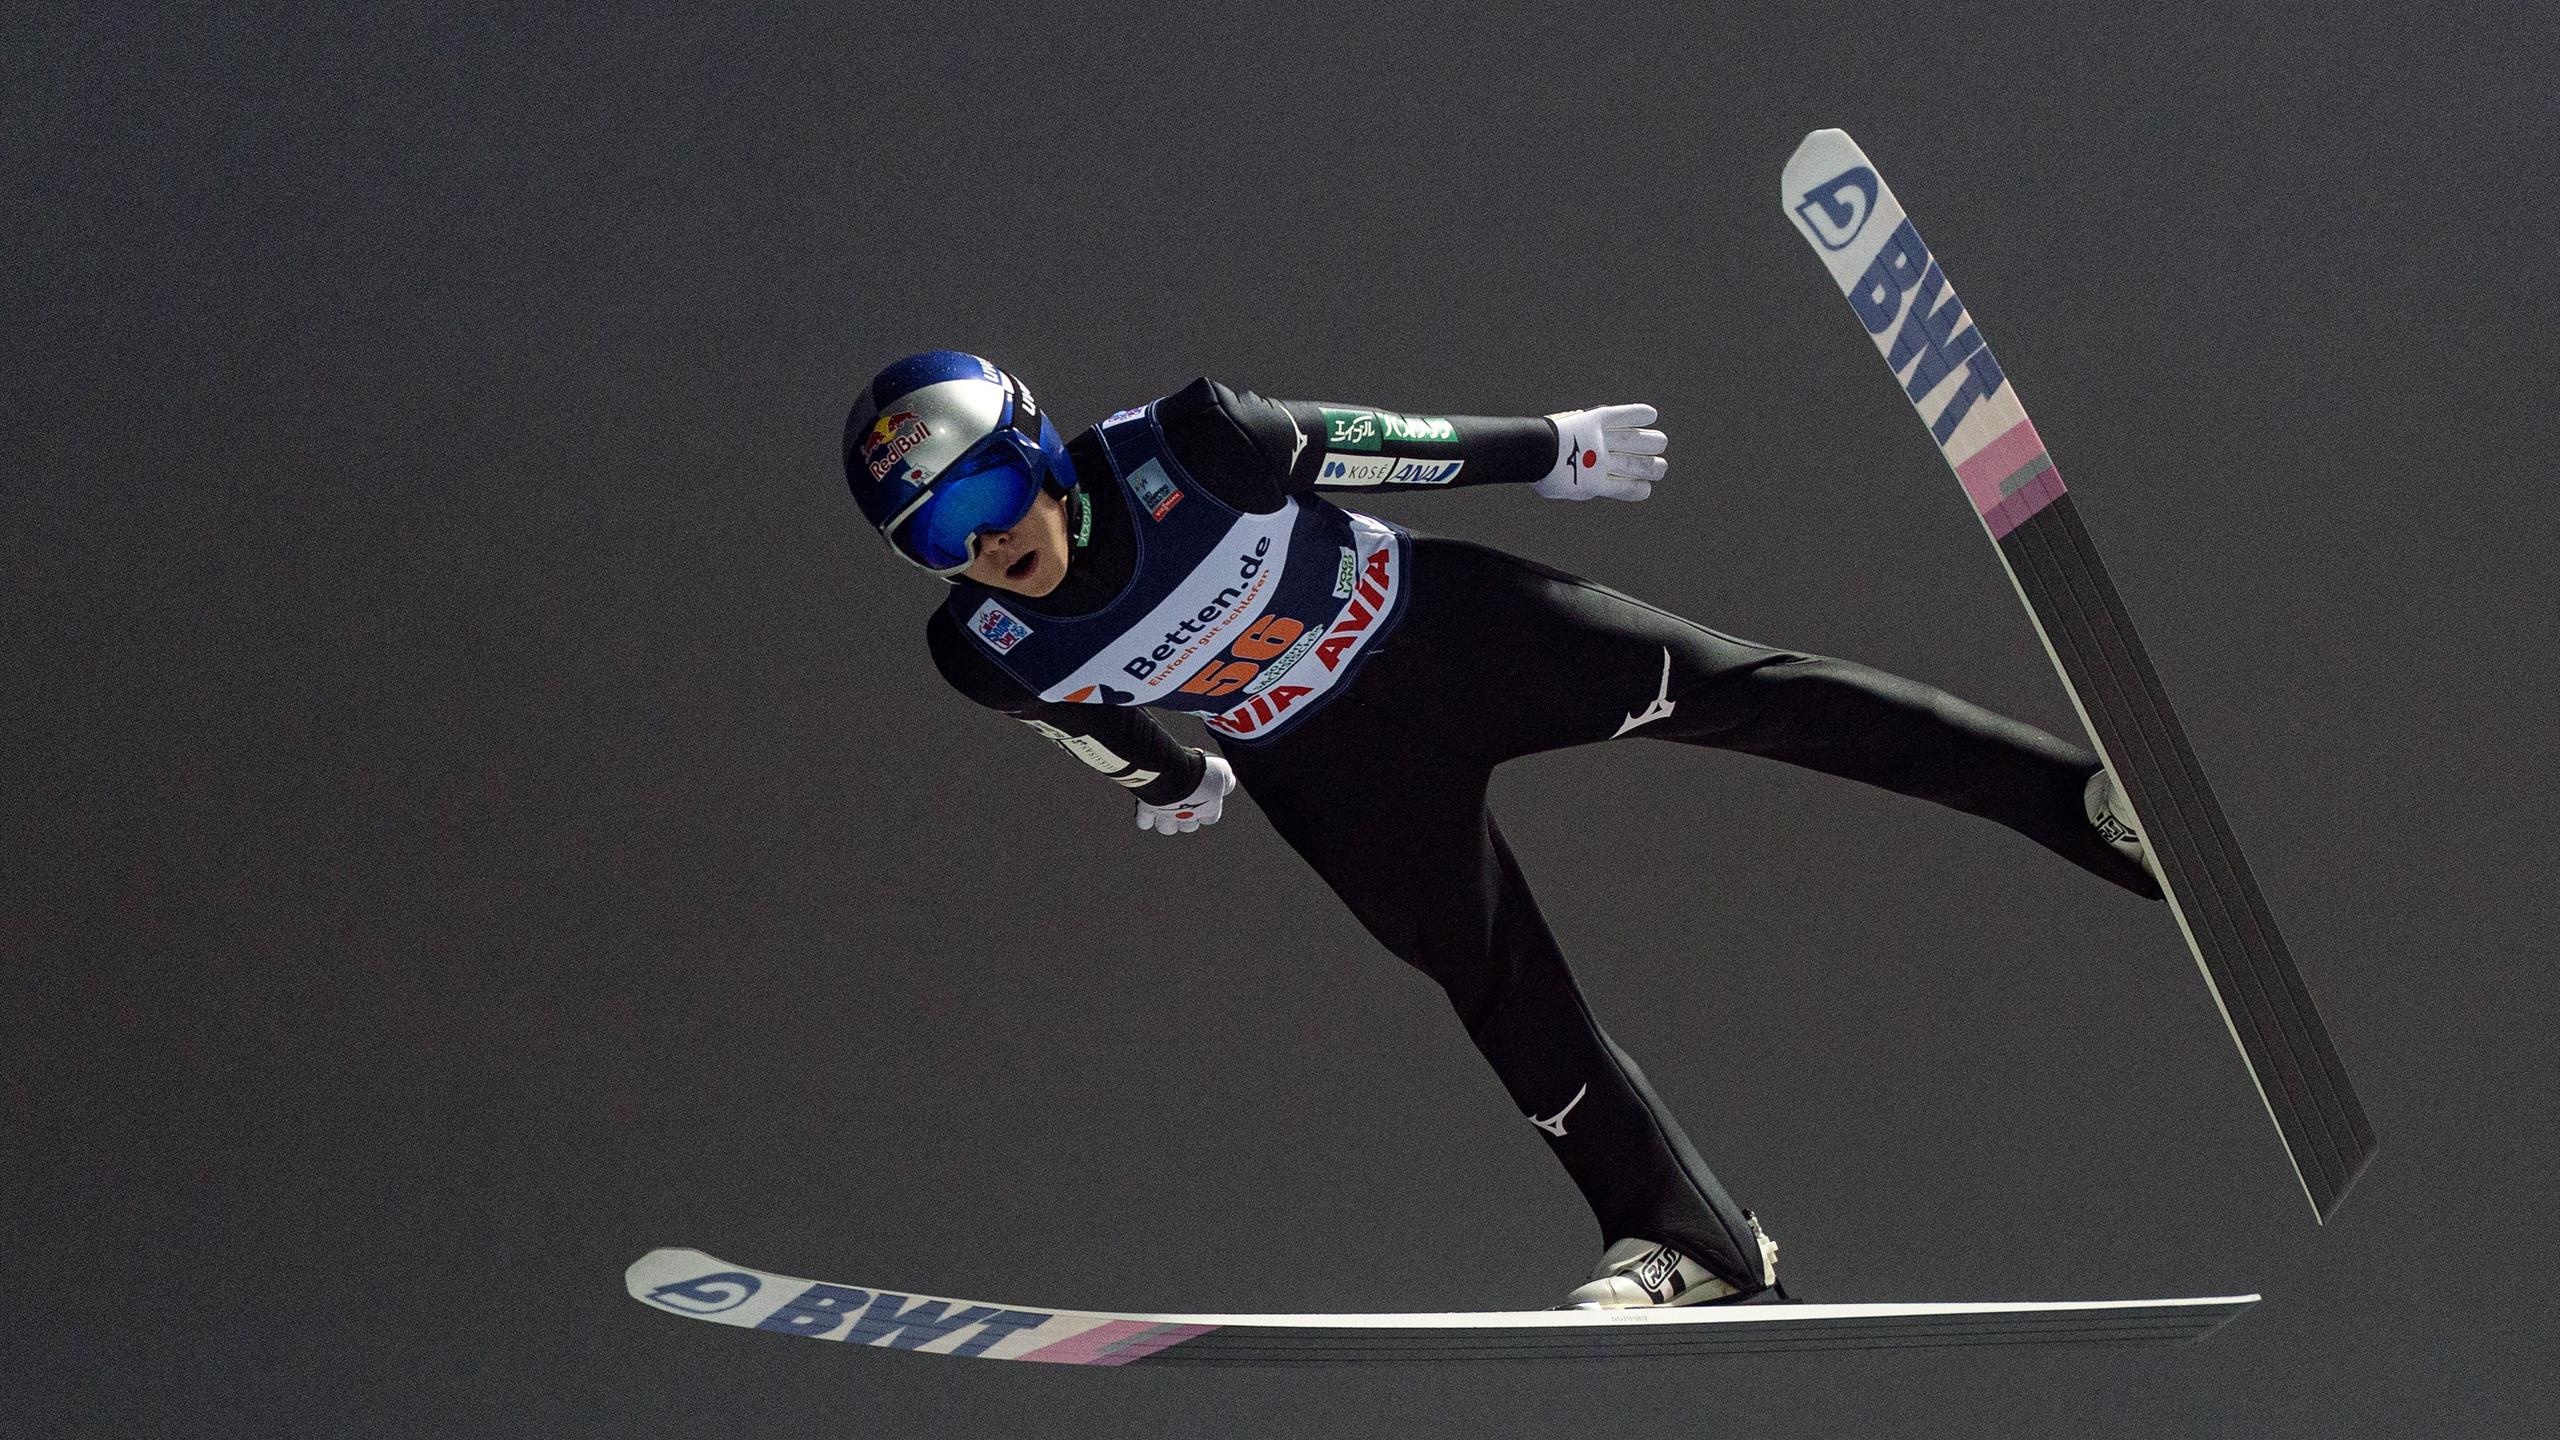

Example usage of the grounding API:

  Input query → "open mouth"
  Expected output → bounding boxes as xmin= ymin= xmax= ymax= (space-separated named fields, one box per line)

xmin=1005 ymin=549 xmax=1039 ymax=583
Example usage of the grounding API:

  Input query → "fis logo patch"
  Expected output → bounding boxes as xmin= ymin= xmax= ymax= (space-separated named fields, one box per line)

xmin=649 ymin=1271 xmax=762 ymax=1315
xmin=1384 ymin=457 xmax=1462 ymax=484
xmin=969 ymin=599 xmax=1033 ymax=653
xmin=1795 ymin=164 xmax=1881 ymax=250
xmin=1128 ymin=458 xmax=1184 ymax=520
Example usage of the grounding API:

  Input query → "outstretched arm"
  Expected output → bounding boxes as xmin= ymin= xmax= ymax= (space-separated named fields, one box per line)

xmin=1151 ymin=378 xmax=1665 ymax=506
xmin=926 ymin=608 xmax=1235 ymax=834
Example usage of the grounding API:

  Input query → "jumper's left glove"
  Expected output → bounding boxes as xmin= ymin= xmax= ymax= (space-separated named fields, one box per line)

xmin=1535 ymin=404 xmax=1667 ymax=502
xmin=1136 ymin=753 xmax=1236 ymax=837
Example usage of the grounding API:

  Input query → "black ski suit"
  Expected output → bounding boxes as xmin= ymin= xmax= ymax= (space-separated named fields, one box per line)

xmin=922 ymin=379 xmax=2156 ymax=1293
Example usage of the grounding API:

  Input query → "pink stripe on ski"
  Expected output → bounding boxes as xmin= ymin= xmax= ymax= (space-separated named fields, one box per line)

xmin=1016 ymin=1318 xmax=1218 ymax=1365
xmin=1090 ymin=1323 xmax=1218 ymax=1365
xmin=1982 ymin=467 xmax=2066 ymax=538
xmin=1953 ymin=417 xmax=2053 ymax=515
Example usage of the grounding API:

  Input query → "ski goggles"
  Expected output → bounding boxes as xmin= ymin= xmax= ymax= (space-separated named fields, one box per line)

xmin=879 ymin=430 xmax=1048 ymax=576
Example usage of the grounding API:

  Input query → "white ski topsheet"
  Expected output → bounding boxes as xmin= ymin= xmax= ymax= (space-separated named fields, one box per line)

xmin=628 ymin=1248 xmax=2256 ymax=1365
xmin=1782 ymin=128 xmax=2063 ymax=541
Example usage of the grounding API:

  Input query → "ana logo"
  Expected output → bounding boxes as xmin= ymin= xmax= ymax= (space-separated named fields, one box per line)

xmin=1322 ymin=408 xmax=1381 ymax=452
xmin=1128 ymin=458 xmax=1185 ymax=521
xmin=1380 ymin=412 xmax=1456 ymax=443
xmin=649 ymin=1271 xmax=762 ymax=1315
xmin=1795 ymin=164 xmax=1881 ymax=251
xmin=1318 ymin=453 xmax=1395 ymax=486
xmin=862 ymin=409 xmax=931 ymax=482
xmin=1333 ymin=545 xmax=1357 ymax=599
xmin=969 ymin=599 xmax=1033 ymax=653
xmin=1384 ymin=457 xmax=1462 ymax=485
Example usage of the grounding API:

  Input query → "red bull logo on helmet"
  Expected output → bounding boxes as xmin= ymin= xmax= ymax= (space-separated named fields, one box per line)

xmin=863 ymin=409 xmax=932 ymax=483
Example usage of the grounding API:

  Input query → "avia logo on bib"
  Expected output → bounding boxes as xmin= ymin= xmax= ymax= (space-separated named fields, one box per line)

xmin=1206 ymin=539 xmax=1399 ymax=739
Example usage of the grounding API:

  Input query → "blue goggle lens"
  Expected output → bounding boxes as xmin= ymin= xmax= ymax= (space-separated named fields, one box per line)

xmin=893 ymin=440 xmax=1044 ymax=574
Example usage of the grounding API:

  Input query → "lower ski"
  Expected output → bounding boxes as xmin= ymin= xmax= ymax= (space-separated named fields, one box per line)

xmin=627 ymin=1248 xmax=2255 ymax=1365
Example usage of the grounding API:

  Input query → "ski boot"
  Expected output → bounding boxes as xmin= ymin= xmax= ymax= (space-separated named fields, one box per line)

xmin=1562 ymin=1212 xmax=1783 ymax=1308
xmin=2085 ymin=768 xmax=2159 ymax=881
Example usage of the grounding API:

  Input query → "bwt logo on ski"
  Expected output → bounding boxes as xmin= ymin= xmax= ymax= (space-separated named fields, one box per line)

xmin=1846 ymin=214 xmax=2010 ymax=444
xmin=757 ymin=1283 xmax=1055 ymax=1358
xmin=1795 ymin=165 xmax=1880 ymax=250
xmin=648 ymin=1271 xmax=762 ymax=1315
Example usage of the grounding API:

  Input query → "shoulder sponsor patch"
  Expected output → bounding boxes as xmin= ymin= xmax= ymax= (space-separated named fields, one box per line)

xmin=1317 ymin=453 xmax=1395 ymax=486
xmin=1103 ymin=405 xmax=1148 ymax=428
xmin=1128 ymin=458 xmax=1184 ymax=520
xmin=1333 ymin=545 xmax=1358 ymax=598
xmin=1384 ymin=457 xmax=1462 ymax=484
xmin=969 ymin=599 xmax=1033 ymax=653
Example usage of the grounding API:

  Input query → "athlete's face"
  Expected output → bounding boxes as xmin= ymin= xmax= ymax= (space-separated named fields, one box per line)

xmin=961 ymin=489 xmax=1069 ymax=597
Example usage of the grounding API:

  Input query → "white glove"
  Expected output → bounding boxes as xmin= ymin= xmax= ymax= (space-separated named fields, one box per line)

xmin=1136 ymin=753 xmax=1236 ymax=837
xmin=1535 ymin=404 xmax=1668 ymax=502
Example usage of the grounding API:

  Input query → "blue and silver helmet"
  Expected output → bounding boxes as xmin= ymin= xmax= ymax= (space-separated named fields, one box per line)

xmin=844 ymin=350 xmax=1078 ymax=577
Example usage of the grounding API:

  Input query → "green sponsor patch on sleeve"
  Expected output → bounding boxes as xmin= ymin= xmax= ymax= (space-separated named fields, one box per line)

xmin=1322 ymin=407 xmax=1381 ymax=452
xmin=1324 ymin=408 xmax=1458 ymax=450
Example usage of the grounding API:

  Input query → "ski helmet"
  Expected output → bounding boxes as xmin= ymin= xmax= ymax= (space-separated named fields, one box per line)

xmin=844 ymin=350 xmax=1078 ymax=577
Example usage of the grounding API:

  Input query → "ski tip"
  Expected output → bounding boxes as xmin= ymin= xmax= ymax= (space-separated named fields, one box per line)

xmin=1781 ymin=128 xmax=1875 ymax=215
xmin=626 ymin=1247 xmax=728 ymax=1299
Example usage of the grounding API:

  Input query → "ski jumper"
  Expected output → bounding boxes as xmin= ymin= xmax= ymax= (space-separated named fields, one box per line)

xmin=928 ymin=379 xmax=2157 ymax=1293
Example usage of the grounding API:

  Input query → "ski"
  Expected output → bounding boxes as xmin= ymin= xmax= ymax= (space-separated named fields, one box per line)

xmin=627 ymin=1248 xmax=2255 ymax=1365
xmin=1780 ymin=128 xmax=2374 ymax=1220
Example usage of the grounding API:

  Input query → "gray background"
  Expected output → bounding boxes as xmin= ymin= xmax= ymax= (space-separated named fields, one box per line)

xmin=8 ymin=1 xmax=2554 ymax=1435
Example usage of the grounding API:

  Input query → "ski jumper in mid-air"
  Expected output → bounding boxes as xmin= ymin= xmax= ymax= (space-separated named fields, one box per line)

xmin=844 ymin=350 xmax=2160 ymax=1308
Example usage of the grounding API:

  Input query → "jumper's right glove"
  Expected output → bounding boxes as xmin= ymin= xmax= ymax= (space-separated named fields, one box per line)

xmin=1136 ymin=753 xmax=1236 ymax=837
xmin=1535 ymin=404 xmax=1668 ymax=502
